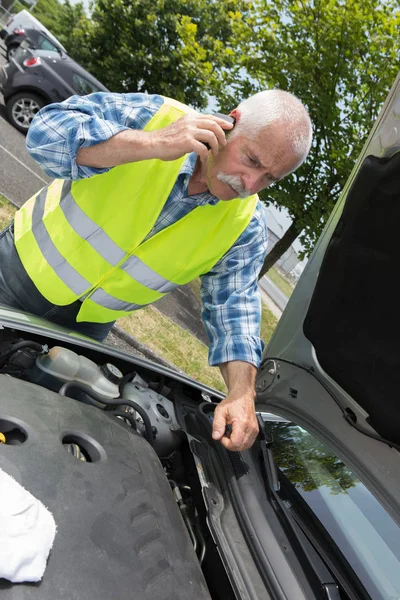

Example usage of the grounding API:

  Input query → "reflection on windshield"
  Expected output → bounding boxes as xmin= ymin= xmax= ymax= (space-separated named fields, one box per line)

xmin=269 ymin=422 xmax=357 ymax=494
xmin=269 ymin=420 xmax=400 ymax=600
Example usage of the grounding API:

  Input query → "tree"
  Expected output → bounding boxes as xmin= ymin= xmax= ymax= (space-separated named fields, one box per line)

xmin=216 ymin=0 xmax=400 ymax=277
xmin=64 ymin=0 xmax=250 ymax=109
xmin=31 ymin=0 xmax=66 ymax=37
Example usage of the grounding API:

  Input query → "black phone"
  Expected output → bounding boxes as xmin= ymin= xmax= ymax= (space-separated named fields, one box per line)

xmin=213 ymin=112 xmax=236 ymax=126
xmin=203 ymin=113 xmax=236 ymax=150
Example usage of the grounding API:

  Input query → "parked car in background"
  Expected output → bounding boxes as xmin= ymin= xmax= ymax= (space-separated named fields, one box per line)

xmin=0 ymin=46 xmax=109 ymax=133
xmin=0 ymin=9 xmax=65 ymax=53
xmin=3 ymin=26 xmax=66 ymax=61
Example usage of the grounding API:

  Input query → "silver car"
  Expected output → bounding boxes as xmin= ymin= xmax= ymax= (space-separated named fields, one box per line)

xmin=1 ymin=72 xmax=400 ymax=599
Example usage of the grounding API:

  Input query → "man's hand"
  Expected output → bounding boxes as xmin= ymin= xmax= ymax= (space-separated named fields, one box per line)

xmin=150 ymin=113 xmax=234 ymax=161
xmin=213 ymin=361 xmax=259 ymax=452
xmin=212 ymin=391 xmax=259 ymax=451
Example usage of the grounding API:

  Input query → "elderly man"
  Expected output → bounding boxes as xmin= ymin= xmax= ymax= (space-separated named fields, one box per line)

xmin=0 ymin=90 xmax=312 ymax=451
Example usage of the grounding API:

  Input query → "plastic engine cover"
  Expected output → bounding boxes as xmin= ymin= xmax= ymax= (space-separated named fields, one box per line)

xmin=0 ymin=375 xmax=210 ymax=599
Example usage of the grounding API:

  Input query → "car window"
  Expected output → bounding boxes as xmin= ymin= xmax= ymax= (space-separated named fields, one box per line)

xmin=71 ymin=73 xmax=102 ymax=95
xmin=266 ymin=418 xmax=400 ymax=599
xmin=37 ymin=34 xmax=58 ymax=52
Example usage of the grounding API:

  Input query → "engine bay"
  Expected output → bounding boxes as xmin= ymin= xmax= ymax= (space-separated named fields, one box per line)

xmin=0 ymin=326 xmax=236 ymax=600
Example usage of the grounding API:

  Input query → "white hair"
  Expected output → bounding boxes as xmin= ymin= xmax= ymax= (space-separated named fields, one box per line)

xmin=229 ymin=89 xmax=313 ymax=165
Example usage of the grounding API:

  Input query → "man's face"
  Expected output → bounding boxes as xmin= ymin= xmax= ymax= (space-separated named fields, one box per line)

xmin=206 ymin=123 xmax=300 ymax=201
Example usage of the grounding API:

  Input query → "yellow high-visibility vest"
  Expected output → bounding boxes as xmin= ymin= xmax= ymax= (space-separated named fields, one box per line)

xmin=14 ymin=97 xmax=258 ymax=323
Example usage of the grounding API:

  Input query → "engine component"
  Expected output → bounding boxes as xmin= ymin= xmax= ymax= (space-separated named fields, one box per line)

xmin=63 ymin=441 xmax=87 ymax=462
xmin=100 ymin=362 xmax=123 ymax=384
xmin=122 ymin=381 xmax=181 ymax=457
xmin=28 ymin=346 xmax=120 ymax=398
xmin=58 ymin=381 xmax=155 ymax=446
xmin=0 ymin=374 xmax=211 ymax=600
xmin=0 ymin=340 xmax=45 ymax=368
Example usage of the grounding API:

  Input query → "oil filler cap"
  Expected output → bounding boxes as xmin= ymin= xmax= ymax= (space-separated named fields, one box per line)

xmin=101 ymin=363 xmax=123 ymax=384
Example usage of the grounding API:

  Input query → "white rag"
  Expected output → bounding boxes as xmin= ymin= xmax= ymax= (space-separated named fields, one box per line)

xmin=0 ymin=467 xmax=57 ymax=582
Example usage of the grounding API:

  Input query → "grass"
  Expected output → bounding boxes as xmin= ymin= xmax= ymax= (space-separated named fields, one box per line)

xmin=119 ymin=306 xmax=228 ymax=392
xmin=267 ymin=266 xmax=294 ymax=298
xmin=260 ymin=304 xmax=278 ymax=343
xmin=0 ymin=195 xmax=279 ymax=391
xmin=0 ymin=194 xmax=16 ymax=230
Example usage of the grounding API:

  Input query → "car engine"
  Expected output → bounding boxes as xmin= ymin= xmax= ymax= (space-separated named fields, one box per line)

xmin=0 ymin=329 xmax=227 ymax=600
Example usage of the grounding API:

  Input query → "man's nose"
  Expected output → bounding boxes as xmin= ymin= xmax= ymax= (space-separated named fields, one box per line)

xmin=242 ymin=172 xmax=262 ymax=193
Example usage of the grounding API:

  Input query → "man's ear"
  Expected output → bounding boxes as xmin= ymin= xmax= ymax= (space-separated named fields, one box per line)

xmin=229 ymin=108 xmax=240 ymax=123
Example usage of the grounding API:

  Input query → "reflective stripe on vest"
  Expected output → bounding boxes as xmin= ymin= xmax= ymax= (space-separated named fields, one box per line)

xmin=14 ymin=97 xmax=258 ymax=323
xmin=59 ymin=180 xmax=126 ymax=266
xmin=32 ymin=186 xmax=91 ymax=296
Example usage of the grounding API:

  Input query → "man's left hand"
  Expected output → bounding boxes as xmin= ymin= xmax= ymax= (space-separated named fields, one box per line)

xmin=212 ymin=392 xmax=259 ymax=451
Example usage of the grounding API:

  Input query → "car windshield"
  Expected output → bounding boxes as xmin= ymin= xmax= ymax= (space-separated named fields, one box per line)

xmin=72 ymin=73 xmax=104 ymax=94
xmin=266 ymin=419 xmax=400 ymax=599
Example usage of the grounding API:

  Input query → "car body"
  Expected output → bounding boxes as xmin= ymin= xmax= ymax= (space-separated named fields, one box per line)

xmin=1 ymin=72 xmax=400 ymax=599
xmin=0 ymin=8 xmax=65 ymax=53
xmin=0 ymin=46 xmax=108 ymax=133
xmin=3 ymin=26 xmax=66 ymax=61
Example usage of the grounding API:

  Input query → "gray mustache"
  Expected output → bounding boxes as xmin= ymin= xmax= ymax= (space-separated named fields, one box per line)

xmin=216 ymin=173 xmax=252 ymax=199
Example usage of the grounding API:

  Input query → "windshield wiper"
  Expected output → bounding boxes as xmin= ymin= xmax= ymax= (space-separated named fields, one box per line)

xmin=257 ymin=416 xmax=368 ymax=600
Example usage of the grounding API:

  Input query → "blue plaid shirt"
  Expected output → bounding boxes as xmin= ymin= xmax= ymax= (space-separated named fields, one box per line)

xmin=26 ymin=93 xmax=268 ymax=368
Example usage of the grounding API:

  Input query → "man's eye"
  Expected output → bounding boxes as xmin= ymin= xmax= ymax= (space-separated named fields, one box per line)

xmin=261 ymin=173 xmax=272 ymax=185
xmin=248 ymin=156 xmax=257 ymax=165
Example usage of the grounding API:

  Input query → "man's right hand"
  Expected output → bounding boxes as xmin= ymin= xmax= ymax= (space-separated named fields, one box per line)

xmin=149 ymin=113 xmax=234 ymax=161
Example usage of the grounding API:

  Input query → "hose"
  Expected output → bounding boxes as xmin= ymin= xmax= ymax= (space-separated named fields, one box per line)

xmin=169 ymin=480 xmax=198 ymax=554
xmin=58 ymin=381 xmax=154 ymax=445
xmin=0 ymin=341 xmax=45 ymax=368
xmin=118 ymin=372 xmax=136 ymax=396
xmin=108 ymin=410 xmax=137 ymax=431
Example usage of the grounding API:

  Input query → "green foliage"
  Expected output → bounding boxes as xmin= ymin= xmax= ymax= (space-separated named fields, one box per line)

xmin=62 ymin=0 xmax=250 ymax=108
xmin=31 ymin=0 xmax=66 ymax=37
xmin=12 ymin=0 xmax=400 ymax=263
xmin=30 ymin=0 xmax=89 ymax=54
xmin=217 ymin=0 xmax=400 ymax=258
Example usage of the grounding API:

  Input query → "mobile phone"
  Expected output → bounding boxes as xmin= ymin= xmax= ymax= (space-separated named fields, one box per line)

xmin=203 ymin=113 xmax=236 ymax=150
xmin=213 ymin=113 xmax=236 ymax=126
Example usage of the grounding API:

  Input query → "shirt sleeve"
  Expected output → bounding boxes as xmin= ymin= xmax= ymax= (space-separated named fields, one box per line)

xmin=200 ymin=201 xmax=269 ymax=369
xmin=26 ymin=92 xmax=164 ymax=180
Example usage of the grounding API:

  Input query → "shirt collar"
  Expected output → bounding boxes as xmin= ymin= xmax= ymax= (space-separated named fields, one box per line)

xmin=179 ymin=153 xmax=220 ymax=206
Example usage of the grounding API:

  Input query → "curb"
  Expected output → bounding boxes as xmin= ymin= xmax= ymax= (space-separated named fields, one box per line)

xmin=111 ymin=324 xmax=182 ymax=373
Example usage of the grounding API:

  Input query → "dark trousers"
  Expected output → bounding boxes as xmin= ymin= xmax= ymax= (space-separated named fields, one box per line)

xmin=0 ymin=223 xmax=114 ymax=342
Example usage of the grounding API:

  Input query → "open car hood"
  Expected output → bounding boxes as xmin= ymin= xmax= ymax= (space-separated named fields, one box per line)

xmin=256 ymin=71 xmax=400 ymax=522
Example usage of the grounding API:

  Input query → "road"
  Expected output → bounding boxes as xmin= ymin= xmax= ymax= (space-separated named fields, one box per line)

xmin=0 ymin=40 xmax=51 ymax=206
xmin=259 ymin=275 xmax=289 ymax=312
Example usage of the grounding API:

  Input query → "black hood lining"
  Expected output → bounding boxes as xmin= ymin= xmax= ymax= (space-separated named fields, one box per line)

xmin=304 ymin=152 xmax=400 ymax=444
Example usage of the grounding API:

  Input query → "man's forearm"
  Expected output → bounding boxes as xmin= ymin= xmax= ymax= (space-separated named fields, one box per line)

xmin=219 ymin=361 xmax=257 ymax=398
xmin=76 ymin=111 xmax=233 ymax=170
xmin=76 ymin=130 xmax=158 ymax=169
xmin=213 ymin=361 xmax=259 ymax=451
